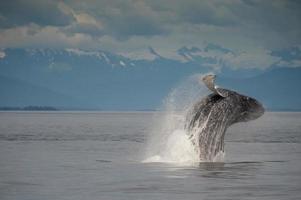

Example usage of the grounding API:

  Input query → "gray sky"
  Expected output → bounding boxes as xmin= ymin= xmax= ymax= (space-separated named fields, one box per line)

xmin=0 ymin=0 xmax=300 ymax=68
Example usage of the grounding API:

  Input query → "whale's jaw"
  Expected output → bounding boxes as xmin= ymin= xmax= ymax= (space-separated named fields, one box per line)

xmin=235 ymin=96 xmax=265 ymax=123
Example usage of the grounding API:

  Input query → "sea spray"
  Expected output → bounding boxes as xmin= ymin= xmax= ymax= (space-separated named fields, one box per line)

xmin=143 ymin=74 xmax=209 ymax=164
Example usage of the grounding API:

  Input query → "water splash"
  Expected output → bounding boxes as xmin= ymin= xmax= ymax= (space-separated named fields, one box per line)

xmin=143 ymin=129 xmax=198 ymax=163
xmin=143 ymin=74 xmax=214 ymax=164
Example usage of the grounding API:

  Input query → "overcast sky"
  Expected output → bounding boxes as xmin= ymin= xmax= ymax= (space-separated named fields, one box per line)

xmin=0 ymin=0 xmax=300 ymax=68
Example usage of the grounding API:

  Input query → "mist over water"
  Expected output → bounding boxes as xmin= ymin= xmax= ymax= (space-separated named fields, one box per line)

xmin=143 ymin=74 xmax=212 ymax=164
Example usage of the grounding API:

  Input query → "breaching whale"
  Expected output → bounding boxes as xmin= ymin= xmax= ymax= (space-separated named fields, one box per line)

xmin=185 ymin=74 xmax=264 ymax=161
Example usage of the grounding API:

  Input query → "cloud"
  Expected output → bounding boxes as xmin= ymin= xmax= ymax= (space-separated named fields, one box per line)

xmin=150 ymin=0 xmax=239 ymax=26
xmin=64 ymin=13 xmax=104 ymax=37
xmin=0 ymin=25 xmax=96 ymax=49
xmin=176 ymin=44 xmax=280 ymax=70
xmin=221 ymin=49 xmax=280 ymax=70
xmin=0 ymin=0 xmax=300 ymax=70
xmin=272 ymin=46 xmax=301 ymax=68
xmin=97 ymin=0 xmax=168 ymax=39
xmin=0 ymin=0 xmax=74 ymax=28
xmin=271 ymin=46 xmax=301 ymax=61
xmin=56 ymin=0 xmax=169 ymax=39
xmin=276 ymin=59 xmax=301 ymax=68
xmin=0 ymin=50 xmax=5 ymax=59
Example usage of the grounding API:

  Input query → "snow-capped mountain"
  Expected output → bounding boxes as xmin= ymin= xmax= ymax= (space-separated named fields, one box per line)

xmin=0 ymin=46 xmax=300 ymax=110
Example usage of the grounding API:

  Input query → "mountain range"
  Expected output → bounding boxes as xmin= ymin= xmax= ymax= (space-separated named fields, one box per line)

xmin=0 ymin=47 xmax=300 ymax=110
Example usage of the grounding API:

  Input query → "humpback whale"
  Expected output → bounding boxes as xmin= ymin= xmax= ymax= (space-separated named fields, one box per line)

xmin=185 ymin=75 xmax=264 ymax=161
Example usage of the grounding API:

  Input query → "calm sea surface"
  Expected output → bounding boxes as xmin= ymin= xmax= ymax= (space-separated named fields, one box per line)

xmin=0 ymin=112 xmax=300 ymax=200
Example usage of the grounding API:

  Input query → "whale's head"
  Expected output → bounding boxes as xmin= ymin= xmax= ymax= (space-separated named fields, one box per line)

xmin=201 ymin=74 xmax=265 ymax=123
xmin=237 ymin=95 xmax=265 ymax=122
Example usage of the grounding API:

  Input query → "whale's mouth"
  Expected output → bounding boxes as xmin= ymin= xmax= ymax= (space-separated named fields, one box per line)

xmin=250 ymin=105 xmax=265 ymax=119
xmin=242 ymin=97 xmax=265 ymax=121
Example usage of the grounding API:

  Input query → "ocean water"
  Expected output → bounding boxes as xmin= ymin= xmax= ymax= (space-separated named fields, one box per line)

xmin=0 ymin=111 xmax=301 ymax=200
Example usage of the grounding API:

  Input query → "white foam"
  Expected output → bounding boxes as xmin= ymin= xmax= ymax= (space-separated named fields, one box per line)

xmin=212 ymin=151 xmax=225 ymax=162
xmin=142 ymin=129 xmax=199 ymax=164
xmin=143 ymin=74 xmax=212 ymax=165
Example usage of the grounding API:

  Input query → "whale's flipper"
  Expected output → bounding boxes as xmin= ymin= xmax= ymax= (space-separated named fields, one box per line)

xmin=202 ymin=74 xmax=235 ymax=97
xmin=215 ymin=88 xmax=234 ymax=97
xmin=202 ymin=74 xmax=216 ymax=93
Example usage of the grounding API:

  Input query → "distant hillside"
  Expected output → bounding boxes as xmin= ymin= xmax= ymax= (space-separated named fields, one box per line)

xmin=218 ymin=67 xmax=301 ymax=111
xmin=0 ymin=48 xmax=208 ymax=110
xmin=0 ymin=75 xmax=86 ymax=108
xmin=0 ymin=48 xmax=300 ymax=110
xmin=0 ymin=106 xmax=58 ymax=111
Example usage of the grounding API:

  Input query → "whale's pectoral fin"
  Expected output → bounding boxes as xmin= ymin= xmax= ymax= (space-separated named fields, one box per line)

xmin=202 ymin=74 xmax=217 ymax=93
xmin=215 ymin=88 xmax=235 ymax=97
xmin=202 ymin=74 xmax=236 ymax=97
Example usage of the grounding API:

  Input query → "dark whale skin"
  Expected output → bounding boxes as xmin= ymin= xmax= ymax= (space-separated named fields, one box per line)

xmin=186 ymin=78 xmax=264 ymax=161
